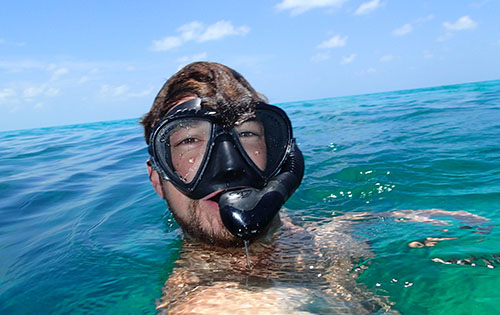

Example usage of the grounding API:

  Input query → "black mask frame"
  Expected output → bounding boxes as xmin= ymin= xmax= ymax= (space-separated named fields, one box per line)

xmin=148 ymin=98 xmax=294 ymax=199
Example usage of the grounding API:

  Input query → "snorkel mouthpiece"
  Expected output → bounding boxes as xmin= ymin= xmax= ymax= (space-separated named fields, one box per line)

xmin=219 ymin=145 xmax=304 ymax=241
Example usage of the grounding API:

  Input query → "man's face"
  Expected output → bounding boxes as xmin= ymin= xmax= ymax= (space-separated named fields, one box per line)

xmin=148 ymin=96 xmax=267 ymax=247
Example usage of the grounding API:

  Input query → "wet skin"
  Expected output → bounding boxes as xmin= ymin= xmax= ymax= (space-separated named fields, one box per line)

xmin=153 ymin=210 xmax=491 ymax=314
xmin=156 ymin=214 xmax=391 ymax=314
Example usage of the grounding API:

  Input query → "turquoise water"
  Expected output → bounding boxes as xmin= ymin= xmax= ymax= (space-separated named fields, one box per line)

xmin=1 ymin=80 xmax=499 ymax=314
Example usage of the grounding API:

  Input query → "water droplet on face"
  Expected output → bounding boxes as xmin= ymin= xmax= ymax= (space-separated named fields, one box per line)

xmin=254 ymin=150 xmax=261 ymax=156
xmin=188 ymin=158 xmax=195 ymax=164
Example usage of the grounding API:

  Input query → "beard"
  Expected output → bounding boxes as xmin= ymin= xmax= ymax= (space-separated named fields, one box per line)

xmin=165 ymin=197 xmax=244 ymax=248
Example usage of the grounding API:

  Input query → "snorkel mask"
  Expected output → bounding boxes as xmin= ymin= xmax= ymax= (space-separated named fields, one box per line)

xmin=148 ymin=98 xmax=304 ymax=241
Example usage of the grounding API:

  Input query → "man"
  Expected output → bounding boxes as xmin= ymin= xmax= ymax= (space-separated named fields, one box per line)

xmin=142 ymin=62 xmax=487 ymax=313
xmin=141 ymin=62 xmax=394 ymax=313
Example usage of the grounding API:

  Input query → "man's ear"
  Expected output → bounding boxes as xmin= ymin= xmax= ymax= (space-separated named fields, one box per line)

xmin=147 ymin=161 xmax=164 ymax=198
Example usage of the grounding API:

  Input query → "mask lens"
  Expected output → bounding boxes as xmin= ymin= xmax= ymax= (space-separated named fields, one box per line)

xmin=159 ymin=118 xmax=211 ymax=184
xmin=235 ymin=108 xmax=291 ymax=176
xmin=235 ymin=120 xmax=267 ymax=171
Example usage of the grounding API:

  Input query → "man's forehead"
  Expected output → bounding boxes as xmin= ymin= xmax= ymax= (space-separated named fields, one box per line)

xmin=175 ymin=95 xmax=198 ymax=106
xmin=167 ymin=95 xmax=199 ymax=115
xmin=169 ymin=96 xmax=256 ymax=127
xmin=202 ymin=97 xmax=256 ymax=127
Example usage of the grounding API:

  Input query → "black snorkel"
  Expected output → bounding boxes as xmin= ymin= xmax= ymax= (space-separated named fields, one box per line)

xmin=218 ymin=143 xmax=305 ymax=241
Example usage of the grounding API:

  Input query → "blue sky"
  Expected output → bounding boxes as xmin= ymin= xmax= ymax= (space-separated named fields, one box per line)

xmin=1 ymin=0 xmax=499 ymax=131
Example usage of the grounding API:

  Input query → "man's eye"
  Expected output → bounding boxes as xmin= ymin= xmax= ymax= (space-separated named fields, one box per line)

xmin=177 ymin=137 xmax=199 ymax=146
xmin=238 ymin=131 xmax=257 ymax=138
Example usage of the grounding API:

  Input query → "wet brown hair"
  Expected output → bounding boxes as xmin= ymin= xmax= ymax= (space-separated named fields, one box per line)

xmin=141 ymin=62 xmax=267 ymax=144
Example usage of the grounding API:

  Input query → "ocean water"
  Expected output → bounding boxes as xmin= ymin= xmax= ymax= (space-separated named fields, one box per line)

xmin=1 ymin=80 xmax=500 ymax=314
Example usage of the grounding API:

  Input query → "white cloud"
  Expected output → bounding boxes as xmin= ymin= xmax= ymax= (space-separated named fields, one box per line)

xmin=340 ymin=53 xmax=356 ymax=64
xmin=355 ymin=0 xmax=381 ymax=15
xmin=198 ymin=21 xmax=249 ymax=42
xmin=317 ymin=34 xmax=348 ymax=49
xmin=0 ymin=59 xmax=159 ymax=116
xmin=0 ymin=61 xmax=91 ymax=109
xmin=438 ymin=16 xmax=476 ymax=42
xmin=23 ymin=86 xmax=45 ymax=98
xmin=77 ymin=76 xmax=89 ymax=84
xmin=50 ymin=67 xmax=69 ymax=81
xmin=0 ymin=60 xmax=47 ymax=73
xmin=100 ymin=84 xmax=129 ymax=97
xmin=33 ymin=102 xmax=44 ymax=109
xmin=423 ymin=50 xmax=433 ymax=59
xmin=127 ymin=88 xmax=154 ymax=98
xmin=178 ymin=21 xmax=204 ymax=41
xmin=22 ymin=85 xmax=59 ymax=99
xmin=45 ymin=87 xmax=60 ymax=96
xmin=436 ymin=33 xmax=453 ymax=42
xmin=311 ymin=52 xmax=331 ymax=62
xmin=76 ymin=68 xmax=101 ymax=84
xmin=0 ymin=60 xmax=101 ymax=77
xmin=0 ymin=88 xmax=16 ymax=102
xmin=151 ymin=36 xmax=183 ymax=51
xmin=393 ymin=23 xmax=413 ymax=36
xmin=46 ymin=63 xmax=58 ymax=72
xmin=415 ymin=14 xmax=434 ymax=24
xmin=53 ymin=68 xmax=68 ymax=77
xmin=151 ymin=20 xmax=250 ymax=51
xmin=0 ymin=39 xmax=25 ymax=46
xmin=276 ymin=0 xmax=347 ymax=16
xmin=99 ymin=84 xmax=154 ymax=99
xmin=443 ymin=16 xmax=477 ymax=31
xmin=470 ymin=0 xmax=489 ymax=8
xmin=356 ymin=67 xmax=376 ymax=76
xmin=379 ymin=54 xmax=393 ymax=62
